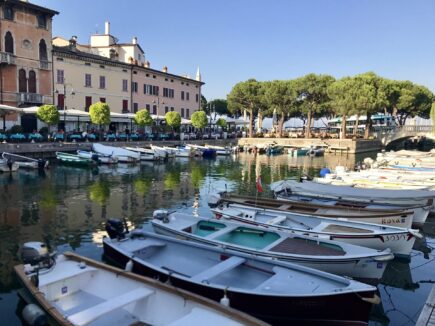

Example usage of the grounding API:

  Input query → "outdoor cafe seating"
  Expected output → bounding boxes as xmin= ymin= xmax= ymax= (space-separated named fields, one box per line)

xmin=28 ymin=133 xmax=44 ymax=142
xmin=68 ymin=133 xmax=83 ymax=142
xmin=9 ymin=133 xmax=26 ymax=142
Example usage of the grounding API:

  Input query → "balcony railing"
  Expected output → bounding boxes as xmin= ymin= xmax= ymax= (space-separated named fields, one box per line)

xmin=0 ymin=52 xmax=16 ymax=65
xmin=39 ymin=60 xmax=51 ymax=70
xmin=17 ymin=92 xmax=43 ymax=104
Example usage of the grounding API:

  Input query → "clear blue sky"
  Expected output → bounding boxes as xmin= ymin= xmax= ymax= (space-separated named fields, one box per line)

xmin=36 ymin=0 xmax=435 ymax=100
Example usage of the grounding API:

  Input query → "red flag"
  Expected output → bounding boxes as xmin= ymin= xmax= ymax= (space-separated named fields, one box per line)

xmin=256 ymin=176 xmax=263 ymax=193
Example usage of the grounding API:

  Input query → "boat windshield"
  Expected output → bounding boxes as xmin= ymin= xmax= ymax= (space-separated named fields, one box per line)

xmin=216 ymin=227 xmax=280 ymax=250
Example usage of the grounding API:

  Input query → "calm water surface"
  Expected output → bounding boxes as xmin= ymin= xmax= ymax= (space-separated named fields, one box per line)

xmin=0 ymin=152 xmax=433 ymax=325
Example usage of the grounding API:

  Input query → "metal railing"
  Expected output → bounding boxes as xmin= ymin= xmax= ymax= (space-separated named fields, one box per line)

xmin=0 ymin=52 xmax=16 ymax=65
xmin=39 ymin=60 xmax=50 ymax=70
xmin=17 ymin=93 xmax=43 ymax=104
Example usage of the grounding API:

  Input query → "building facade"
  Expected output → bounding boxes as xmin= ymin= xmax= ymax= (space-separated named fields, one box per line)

xmin=0 ymin=0 xmax=57 ymax=128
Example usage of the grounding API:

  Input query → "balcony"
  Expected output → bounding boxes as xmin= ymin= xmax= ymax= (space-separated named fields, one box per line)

xmin=17 ymin=92 xmax=43 ymax=104
xmin=39 ymin=60 xmax=51 ymax=70
xmin=0 ymin=52 xmax=16 ymax=65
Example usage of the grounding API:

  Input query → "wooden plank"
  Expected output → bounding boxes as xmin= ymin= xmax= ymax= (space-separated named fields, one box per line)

xmin=416 ymin=284 xmax=435 ymax=326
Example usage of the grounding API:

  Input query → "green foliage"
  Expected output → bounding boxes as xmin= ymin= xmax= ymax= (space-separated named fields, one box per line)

xmin=134 ymin=179 xmax=151 ymax=196
xmin=394 ymin=81 xmax=433 ymax=125
xmin=89 ymin=180 xmax=110 ymax=205
xmin=430 ymin=103 xmax=435 ymax=135
xmin=191 ymin=111 xmax=208 ymax=129
xmin=209 ymin=99 xmax=229 ymax=115
xmin=293 ymin=74 xmax=335 ymax=137
xmin=89 ymin=102 xmax=111 ymax=126
xmin=36 ymin=105 xmax=60 ymax=126
xmin=134 ymin=109 xmax=153 ymax=127
xmin=165 ymin=111 xmax=181 ymax=130
xmin=8 ymin=125 xmax=23 ymax=134
xmin=216 ymin=118 xmax=227 ymax=129
xmin=227 ymin=79 xmax=264 ymax=137
xmin=201 ymin=95 xmax=208 ymax=111
xmin=39 ymin=126 xmax=49 ymax=136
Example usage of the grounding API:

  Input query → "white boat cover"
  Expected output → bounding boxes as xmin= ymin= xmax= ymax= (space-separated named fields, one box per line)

xmin=93 ymin=143 xmax=140 ymax=160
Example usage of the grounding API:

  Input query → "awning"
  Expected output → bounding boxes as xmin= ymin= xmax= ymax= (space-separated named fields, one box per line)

xmin=0 ymin=104 xmax=23 ymax=116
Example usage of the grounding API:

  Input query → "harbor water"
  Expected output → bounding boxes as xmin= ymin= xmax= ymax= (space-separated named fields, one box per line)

xmin=0 ymin=152 xmax=433 ymax=325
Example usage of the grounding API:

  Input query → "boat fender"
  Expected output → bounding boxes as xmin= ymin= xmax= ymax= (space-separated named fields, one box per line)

xmin=361 ymin=294 xmax=381 ymax=305
xmin=125 ymin=259 xmax=133 ymax=272
xmin=220 ymin=289 xmax=230 ymax=307
xmin=22 ymin=304 xmax=47 ymax=326
xmin=409 ymin=229 xmax=423 ymax=239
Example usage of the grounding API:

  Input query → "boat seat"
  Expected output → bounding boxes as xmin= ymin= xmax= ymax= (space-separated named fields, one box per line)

xmin=168 ymin=307 xmax=231 ymax=325
xmin=191 ymin=256 xmax=246 ymax=283
xmin=267 ymin=215 xmax=286 ymax=225
xmin=41 ymin=265 xmax=97 ymax=287
xmin=67 ymin=287 xmax=154 ymax=326
xmin=254 ymin=266 xmax=289 ymax=291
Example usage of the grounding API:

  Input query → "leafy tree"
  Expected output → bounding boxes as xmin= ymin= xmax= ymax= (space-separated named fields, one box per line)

xmin=89 ymin=102 xmax=111 ymax=128
xmin=431 ymin=102 xmax=435 ymax=135
xmin=264 ymin=80 xmax=298 ymax=137
xmin=227 ymin=79 xmax=264 ymax=137
xmin=134 ymin=109 xmax=153 ymax=128
xmin=36 ymin=104 xmax=59 ymax=132
xmin=209 ymin=99 xmax=229 ymax=115
xmin=395 ymin=82 xmax=433 ymax=125
xmin=191 ymin=110 xmax=208 ymax=129
xmin=216 ymin=118 xmax=227 ymax=130
xmin=328 ymin=77 xmax=360 ymax=139
xmin=165 ymin=111 xmax=181 ymax=134
xmin=201 ymin=95 xmax=208 ymax=112
xmin=293 ymin=74 xmax=335 ymax=138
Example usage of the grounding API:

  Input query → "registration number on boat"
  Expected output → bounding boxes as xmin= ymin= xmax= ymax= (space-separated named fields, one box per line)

xmin=383 ymin=234 xmax=406 ymax=242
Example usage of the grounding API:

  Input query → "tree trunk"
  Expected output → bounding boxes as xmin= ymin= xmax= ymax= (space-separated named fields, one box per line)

xmin=363 ymin=112 xmax=372 ymax=139
xmin=305 ymin=110 xmax=312 ymax=138
xmin=248 ymin=110 xmax=253 ymax=138
xmin=278 ymin=114 xmax=285 ymax=137
xmin=353 ymin=114 xmax=360 ymax=136
xmin=341 ymin=113 xmax=347 ymax=139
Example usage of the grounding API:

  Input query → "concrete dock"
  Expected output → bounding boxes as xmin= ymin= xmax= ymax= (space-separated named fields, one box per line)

xmin=417 ymin=284 xmax=435 ymax=326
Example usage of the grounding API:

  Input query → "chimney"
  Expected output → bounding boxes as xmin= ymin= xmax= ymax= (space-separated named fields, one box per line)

xmin=162 ymin=66 xmax=168 ymax=73
xmin=69 ymin=36 xmax=77 ymax=50
xmin=144 ymin=61 xmax=150 ymax=68
xmin=132 ymin=37 xmax=137 ymax=45
xmin=105 ymin=21 xmax=110 ymax=35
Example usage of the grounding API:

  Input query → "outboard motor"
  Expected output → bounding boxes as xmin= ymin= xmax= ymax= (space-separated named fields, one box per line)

xmin=153 ymin=210 xmax=170 ymax=223
xmin=37 ymin=159 xmax=46 ymax=171
xmin=105 ymin=219 xmax=126 ymax=240
xmin=21 ymin=242 xmax=49 ymax=265
xmin=7 ymin=159 xmax=13 ymax=171
xmin=91 ymin=154 xmax=100 ymax=162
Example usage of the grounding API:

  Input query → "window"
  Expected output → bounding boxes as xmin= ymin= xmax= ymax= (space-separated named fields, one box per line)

xmin=37 ymin=14 xmax=46 ymax=29
xmin=122 ymin=79 xmax=128 ymax=92
xmin=39 ymin=39 xmax=48 ymax=61
xmin=85 ymin=96 xmax=92 ymax=112
xmin=171 ymin=79 xmax=174 ymax=83
xmin=181 ymin=91 xmax=185 ymax=100
xmin=163 ymin=88 xmax=168 ymax=97
xmin=152 ymin=105 xmax=157 ymax=115
xmin=85 ymin=74 xmax=92 ymax=87
xmin=146 ymin=73 xmax=149 ymax=77
xmin=56 ymin=57 xmax=64 ymax=61
xmin=85 ymin=62 xmax=91 ymax=66
xmin=122 ymin=100 xmax=129 ymax=113
xmin=56 ymin=69 xmax=64 ymax=84
xmin=186 ymin=108 xmax=190 ymax=118
xmin=196 ymin=94 xmax=199 ymax=103
xmin=99 ymin=76 xmax=105 ymax=89
xmin=57 ymin=94 xmax=64 ymax=110
xmin=5 ymin=31 xmax=14 ymax=54
xmin=165 ymin=78 xmax=168 ymax=81
xmin=186 ymin=83 xmax=189 ymax=86
xmin=153 ymin=86 xmax=159 ymax=96
xmin=186 ymin=92 xmax=190 ymax=101
xmin=28 ymin=70 xmax=36 ymax=93
xmin=165 ymin=106 xmax=169 ymax=113
xmin=171 ymin=107 xmax=174 ymax=112
xmin=146 ymin=104 xmax=150 ymax=111
xmin=3 ymin=6 xmax=13 ymax=20
xmin=181 ymin=82 xmax=184 ymax=85
xmin=18 ymin=69 xmax=27 ymax=93
xmin=152 ymin=75 xmax=156 ymax=79
xmin=132 ymin=82 xmax=138 ymax=93
xmin=100 ymin=97 xmax=106 ymax=103
xmin=100 ymin=65 xmax=105 ymax=69
xmin=133 ymin=103 xmax=138 ymax=113
xmin=133 ymin=71 xmax=137 ymax=74
xmin=181 ymin=108 xmax=184 ymax=117
xmin=169 ymin=89 xmax=174 ymax=98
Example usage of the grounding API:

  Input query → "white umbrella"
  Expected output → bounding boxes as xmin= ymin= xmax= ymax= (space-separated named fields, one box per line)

xmin=0 ymin=104 xmax=22 ymax=130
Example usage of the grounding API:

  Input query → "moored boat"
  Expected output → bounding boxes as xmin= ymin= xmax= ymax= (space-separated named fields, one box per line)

xmin=124 ymin=147 xmax=156 ymax=161
xmin=56 ymin=152 xmax=94 ymax=166
xmin=77 ymin=150 xmax=118 ymax=164
xmin=2 ymin=152 xmax=48 ymax=169
xmin=151 ymin=212 xmax=394 ymax=281
xmin=209 ymin=193 xmax=415 ymax=228
xmin=103 ymin=222 xmax=380 ymax=325
xmin=211 ymin=203 xmax=421 ymax=257
xmin=0 ymin=158 xmax=19 ymax=172
xmin=93 ymin=143 xmax=140 ymax=163
xmin=15 ymin=244 xmax=262 ymax=326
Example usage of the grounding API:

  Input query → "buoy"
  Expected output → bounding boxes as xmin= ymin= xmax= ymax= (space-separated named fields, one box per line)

xmin=22 ymin=304 xmax=47 ymax=326
xmin=220 ymin=289 xmax=230 ymax=307
xmin=125 ymin=259 xmax=133 ymax=272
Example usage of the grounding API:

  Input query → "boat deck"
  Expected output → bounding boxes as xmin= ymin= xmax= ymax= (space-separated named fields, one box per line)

xmin=416 ymin=284 xmax=435 ymax=326
xmin=269 ymin=237 xmax=346 ymax=256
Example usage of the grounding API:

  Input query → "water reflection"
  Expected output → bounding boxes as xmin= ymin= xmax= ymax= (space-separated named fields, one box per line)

xmin=0 ymin=152 xmax=433 ymax=326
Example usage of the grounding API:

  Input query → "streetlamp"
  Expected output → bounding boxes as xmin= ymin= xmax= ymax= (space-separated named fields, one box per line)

xmin=54 ymin=81 xmax=75 ymax=134
xmin=152 ymin=98 xmax=165 ymax=130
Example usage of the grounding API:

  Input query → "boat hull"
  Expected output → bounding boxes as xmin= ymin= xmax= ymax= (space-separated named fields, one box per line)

xmin=103 ymin=240 xmax=375 ymax=325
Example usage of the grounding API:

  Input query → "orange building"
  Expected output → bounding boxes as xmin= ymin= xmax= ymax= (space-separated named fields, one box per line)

xmin=0 ymin=0 xmax=57 ymax=129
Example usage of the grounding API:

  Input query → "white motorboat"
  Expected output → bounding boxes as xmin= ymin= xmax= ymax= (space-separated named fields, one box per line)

xmin=270 ymin=179 xmax=435 ymax=220
xmin=15 ymin=244 xmax=262 ymax=326
xmin=2 ymin=152 xmax=48 ymax=169
xmin=205 ymin=145 xmax=231 ymax=155
xmin=77 ymin=150 xmax=118 ymax=164
xmin=150 ymin=144 xmax=174 ymax=158
xmin=163 ymin=146 xmax=192 ymax=157
xmin=0 ymin=158 xmax=19 ymax=172
xmin=211 ymin=203 xmax=421 ymax=257
xmin=152 ymin=212 xmax=394 ymax=281
xmin=124 ymin=147 xmax=156 ymax=161
xmin=93 ymin=143 xmax=140 ymax=163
